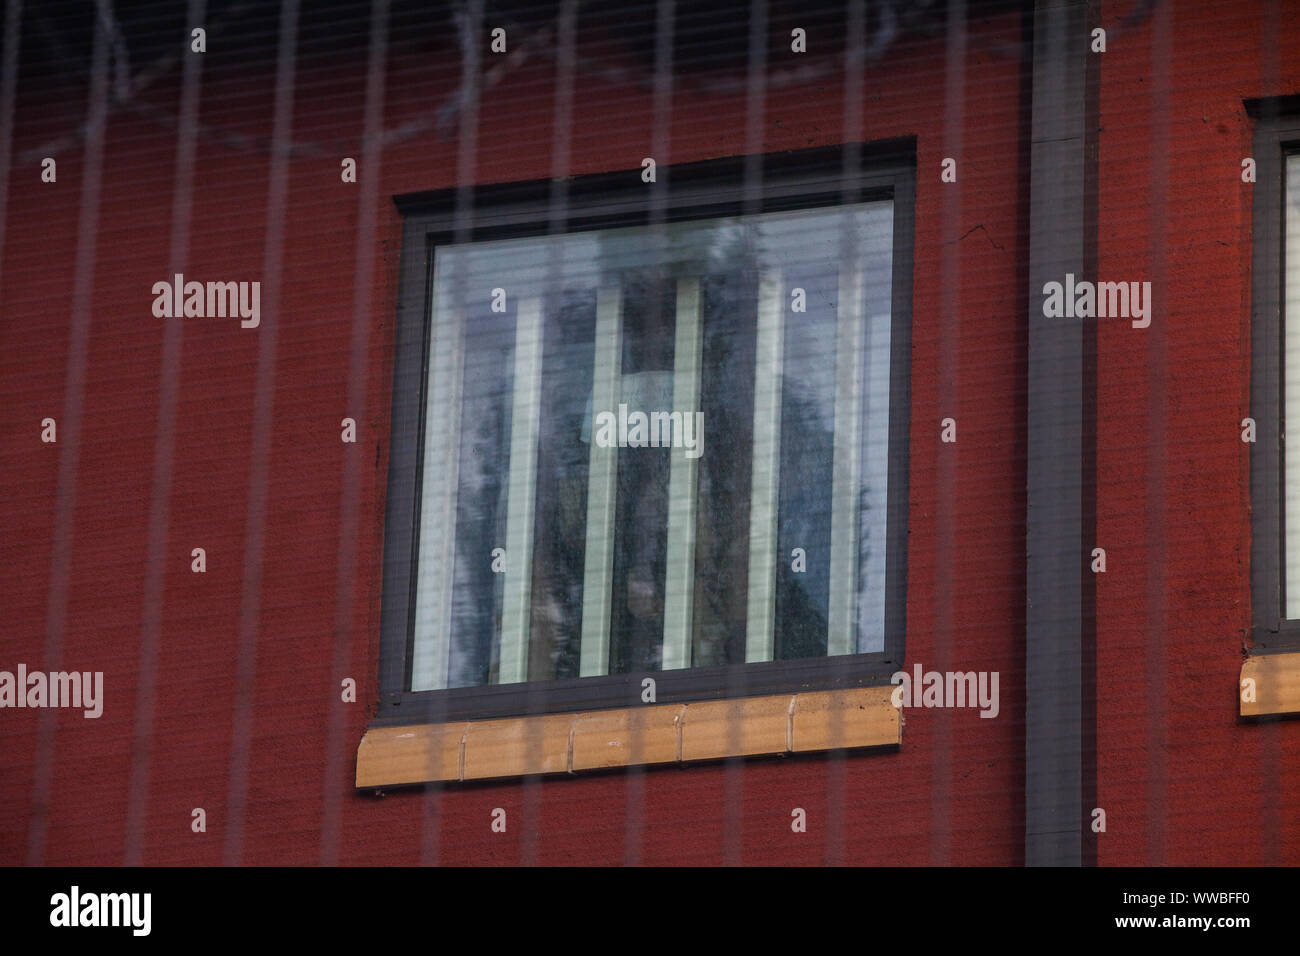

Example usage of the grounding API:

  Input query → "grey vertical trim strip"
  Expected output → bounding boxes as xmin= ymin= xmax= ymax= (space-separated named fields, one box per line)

xmin=1079 ymin=0 xmax=1100 ymax=870
xmin=1254 ymin=1 xmax=1285 ymax=865
xmin=1025 ymin=0 xmax=1093 ymax=867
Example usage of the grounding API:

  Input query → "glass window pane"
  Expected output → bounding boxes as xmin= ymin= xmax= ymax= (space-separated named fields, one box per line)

xmin=1286 ymin=153 xmax=1300 ymax=619
xmin=411 ymin=200 xmax=894 ymax=690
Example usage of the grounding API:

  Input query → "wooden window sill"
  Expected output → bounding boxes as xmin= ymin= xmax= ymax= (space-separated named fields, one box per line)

xmin=355 ymin=686 xmax=901 ymax=788
xmin=1240 ymin=652 xmax=1300 ymax=718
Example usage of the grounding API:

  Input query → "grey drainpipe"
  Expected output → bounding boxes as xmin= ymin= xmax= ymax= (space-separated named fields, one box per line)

xmin=1025 ymin=0 xmax=1098 ymax=866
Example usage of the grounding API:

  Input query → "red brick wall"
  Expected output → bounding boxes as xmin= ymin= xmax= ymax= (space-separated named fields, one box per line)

xmin=11 ymin=1 xmax=1291 ymax=866
xmin=1094 ymin=0 xmax=1300 ymax=865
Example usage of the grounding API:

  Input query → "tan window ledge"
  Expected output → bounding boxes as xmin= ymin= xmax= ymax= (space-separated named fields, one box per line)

xmin=1240 ymin=652 xmax=1300 ymax=718
xmin=356 ymin=686 xmax=901 ymax=789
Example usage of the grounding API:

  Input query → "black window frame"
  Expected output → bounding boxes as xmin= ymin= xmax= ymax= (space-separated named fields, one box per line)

xmin=376 ymin=140 xmax=915 ymax=724
xmin=1249 ymin=100 xmax=1300 ymax=652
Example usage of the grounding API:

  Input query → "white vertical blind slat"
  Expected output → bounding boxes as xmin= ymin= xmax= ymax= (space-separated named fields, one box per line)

xmin=579 ymin=286 xmax=624 ymax=676
xmin=661 ymin=278 xmax=703 ymax=670
xmin=498 ymin=296 xmax=545 ymax=684
xmin=410 ymin=278 xmax=465 ymax=691
xmin=828 ymin=263 xmax=866 ymax=656
xmin=745 ymin=272 xmax=785 ymax=663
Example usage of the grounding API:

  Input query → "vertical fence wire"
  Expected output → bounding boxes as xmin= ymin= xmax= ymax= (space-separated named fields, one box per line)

xmin=0 ymin=0 xmax=22 ymax=301
xmin=517 ymin=0 xmax=578 ymax=869
xmin=930 ymin=0 xmax=966 ymax=867
xmin=618 ymin=0 xmax=676 ymax=867
xmin=320 ymin=0 xmax=391 ymax=867
xmin=1260 ymin=0 xmax=1284 ymax=866
xmin=124 ymin=0 xmax=208 ymax=868
xmin=1143 ymin=0 xmax=1170 ymax=867
xmin=26 ymin=7 xmax=111 ymax=867
xmin=420 ymin=0 xmax=484 ymax=868
xmin=223 ymin=0 xmax=300 ymax=867
xmin=825 ymin=0 xmax=865 ymax=868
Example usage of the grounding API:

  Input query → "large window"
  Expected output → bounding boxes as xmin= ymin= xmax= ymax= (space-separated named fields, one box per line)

xmin=1250 ymin=110 xmax=1300 ymax=651
xmin=378 ymin=145 xmax=913 ymax=721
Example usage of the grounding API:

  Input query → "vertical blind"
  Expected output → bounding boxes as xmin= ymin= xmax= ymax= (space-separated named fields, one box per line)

xmin=411 ymin=200 xmax=894 ymax=691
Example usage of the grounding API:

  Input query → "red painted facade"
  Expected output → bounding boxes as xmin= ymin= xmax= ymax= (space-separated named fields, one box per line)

xmin=1 ymin=1 xmax=1296 ymax=865
xmin=1093 ymin=0 xmax=1299 ymax=865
